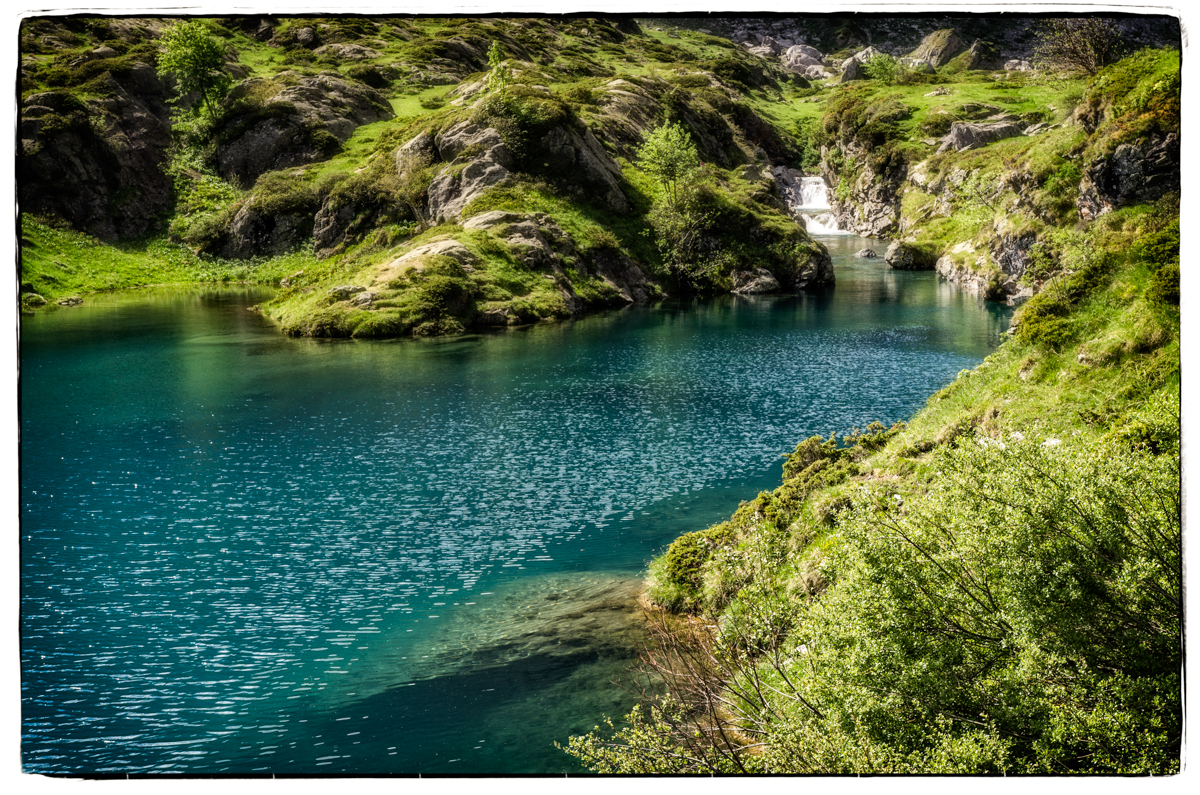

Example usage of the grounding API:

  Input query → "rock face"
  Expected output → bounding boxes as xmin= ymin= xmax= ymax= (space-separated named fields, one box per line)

xmin=217 ymin=74 xmax=394 ymax=186
xmin=424 ymin=122 xmax=514 ymax=223
xmin=731 ymin=268 xmax=781 ymax=294
xmin=793 ymin=248 xmax=835 ymax=290
xmin=907 ymin=28 xmax=967 ymax=68
xmin=538 ymin=124 xmax=631 ymax=212
xmin=821 ymin=149 xmax=905 ymax=238
xmin=963 ymin=39 xmax=1004 ymax=70
xmin=18 ymin=74 xmax=173 ymax=240
xmin=937 ymin=121 xmax=1024 ymax=154
xmin=1077 ymin=133 xmax=1179 ymax=220
xmin=885 ymin=240 xmax=936 ymax=270
xmin=934 ymin=229 xmax=1038 ymax=301
xmin=216 ymin=194 xmax=316 ymax=259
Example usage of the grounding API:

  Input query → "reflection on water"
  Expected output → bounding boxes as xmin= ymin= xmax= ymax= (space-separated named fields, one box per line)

xmin=20 ymin=237 xmax=1013 ymax=774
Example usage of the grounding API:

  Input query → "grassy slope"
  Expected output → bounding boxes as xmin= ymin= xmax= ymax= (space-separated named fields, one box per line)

xmin=566 ymin=45 xmax=1182 ymax=775
xmin=20 ymin=15 xmax=823 ymax=330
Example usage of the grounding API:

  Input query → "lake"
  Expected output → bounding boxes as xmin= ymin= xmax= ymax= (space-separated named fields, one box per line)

xmin=20 ymin=234 xmax=1013 ymax=774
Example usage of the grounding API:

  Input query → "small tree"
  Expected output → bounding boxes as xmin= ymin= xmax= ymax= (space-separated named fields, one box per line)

xmin=1033 ymin=18 xmax=1124 ymax=76
xmin=158 ymin=20 xmax=233 ymax=120
xmin=486 ymin=40 xmax=511 ymax=93
xmin=862 ymin=53 xmax=898 ymax=85
xmin=637 ymin=122 xmax=701 ymax=207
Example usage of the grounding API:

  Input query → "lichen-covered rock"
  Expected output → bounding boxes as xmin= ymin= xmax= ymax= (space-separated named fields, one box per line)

xmin=373 ymin=239 xmax=478 ymax=287
xmin=18 ymin=76 xmax=173 ymax=240
xmin=907 ymin=28 xmax=966 ymax=68
xmin=885 ymin=240 xmax=936 ymax=270
xmin=732 ymin=268 xmax=781 ymax=294
xmin=217 ymin=74 xmax=394 ymax=186
xmin=425 ymin=122 xmax=514 ymax=222
xmin=937 ymin=121 xmax=1024 ymax=154
xmin=217 ymin=196 xmax=315 ymax=259
xmin=855 ymin=248 xmax=879 ymax=258
xmin=313 ymin=43 xmax=381 ymax=60
xmin=963 ymin=39 xmax=1004 ymax=70
xmin=1077 ymin=133 xmax=1179 ymax=220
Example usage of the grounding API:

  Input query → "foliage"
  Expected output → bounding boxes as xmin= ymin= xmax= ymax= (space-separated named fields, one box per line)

xmin=1033 ymin=18 xmax=1124 ymax=76
xmin=862 ymin=53 xmax=899 ymax=85
xmin=636 ymin=122 xmax=701 ymax=207
xmin=157 ymin=20 xmax=233 ymax=119
xmin=486 ymin=40 xmax=511 ymax=93
xmin=570 ymin=430 xmax=1181 ymax=774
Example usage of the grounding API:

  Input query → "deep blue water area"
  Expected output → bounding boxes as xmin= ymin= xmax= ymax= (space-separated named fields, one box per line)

xmin=20 ymin=235 xmax=1013 ymax=774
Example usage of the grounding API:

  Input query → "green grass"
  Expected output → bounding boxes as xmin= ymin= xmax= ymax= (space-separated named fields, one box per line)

xmin=19 ymin=215 xmax=306 ymax=303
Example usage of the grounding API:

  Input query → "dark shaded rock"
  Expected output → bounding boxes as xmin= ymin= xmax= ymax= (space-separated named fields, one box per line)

xmin=963 ymin=39 xmax=1004 ymax=70
xmin=539 ymin=123 xmax=630 ymax=213
xmin=216 ymin=196 xmax=315 ymax=259
xmin=217 ymin=74 xmax=394 ymax=186
xmin=1077 ymin=133 xmax=1179 ymax=220
xmin=937 ymin=121 xmax=1024 ymax=154
xmin=793 ymin=246 xmax=835 ymax=290
xmin=56 ymin=296 xmax=83 ymax=306
xmin=18 ymin=79 xmax=172 ymax=240
xmin=885 ymin=240 xmax=936 ymax=270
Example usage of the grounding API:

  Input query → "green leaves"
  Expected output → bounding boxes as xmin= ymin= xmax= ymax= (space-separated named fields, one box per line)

xmin=157 ymin=20 xmax=232 ymax=119
xmin=636 ymin=122 xmax=701 ymax=206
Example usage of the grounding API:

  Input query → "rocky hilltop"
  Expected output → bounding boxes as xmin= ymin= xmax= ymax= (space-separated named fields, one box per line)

xmin=17 ymin=13 xmax=1179 ymax=330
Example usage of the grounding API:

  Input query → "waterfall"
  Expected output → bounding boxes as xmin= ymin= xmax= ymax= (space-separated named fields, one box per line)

xmin=799 ymin=176 xmax=830 ymax=208
xmin=772 ymin=167 xmax=849 ymax=236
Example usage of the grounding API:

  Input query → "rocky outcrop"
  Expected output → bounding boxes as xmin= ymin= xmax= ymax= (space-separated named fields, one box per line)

xmin=937 ymin=121 xmax=1024 ymax=154
xmin=934 ymin=229 xmax=1038 ymax=302
xmin=538 ymin=123 xmax=631 ymax=213
xmin=782 ymin=44 xmax=824 ymax=72
xmin=586 ymin=248 xmax=658 ymax=304
xmin=217 ymin=73 xmax=394 ymax=186
xmin=821 ymin=150 xmax=905 ymax=238
xmin=1077 ymin=133 xmax=1179 ymax=220
xmin=216 ymin=194 xmax=316 ymax=259
xmin=836 ymin=46 xmax=883 ymax=83
xmin=962 ymin=39 xmax=1004 ymax=70
xmin=907 ymin=28 xmax=966 ymax=68
xmin=792 ymin=247 xmax=835 ymax=290
xmin=18 ymin=71 xmax=173 ymax=240
xmin=885 ymin=240 xmax=936 ymax=270
xmin=424 ymin=122 xmax=514 ymax=223
xmin=732 ymin=268 xmax=781 ymax=294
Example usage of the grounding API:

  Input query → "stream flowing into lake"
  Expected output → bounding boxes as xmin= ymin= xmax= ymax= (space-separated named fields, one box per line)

xmin=20 ymin=234 xmax=1013 ymax=774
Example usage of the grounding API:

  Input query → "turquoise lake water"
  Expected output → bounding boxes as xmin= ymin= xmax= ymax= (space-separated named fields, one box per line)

xmin=20 ymin=235 xmax=1013 ymax=774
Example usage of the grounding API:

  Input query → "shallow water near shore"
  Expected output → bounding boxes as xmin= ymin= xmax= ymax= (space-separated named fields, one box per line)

xmin=20 ymin=236 xmax=1013 ymax=774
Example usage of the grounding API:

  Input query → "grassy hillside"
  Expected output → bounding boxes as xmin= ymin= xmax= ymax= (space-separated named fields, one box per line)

xmin=564 ymin=42 xmax=1182 ymax=772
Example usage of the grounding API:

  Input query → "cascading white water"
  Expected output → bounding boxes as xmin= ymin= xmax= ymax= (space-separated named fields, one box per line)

xmin=772 ymin=166 xmax=852 ymax=236
xmin=799 ymin=176 xmax=830 ymax=208
xmin=795 ymin=177 xmax=851 ymax=235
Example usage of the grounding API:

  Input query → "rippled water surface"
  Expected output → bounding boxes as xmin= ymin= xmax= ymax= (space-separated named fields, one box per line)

xmin=21 ymin=235 xmax=1013 ymax=774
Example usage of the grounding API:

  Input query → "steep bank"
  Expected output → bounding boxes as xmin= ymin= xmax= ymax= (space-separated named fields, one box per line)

xmin=19 ymin=15 xmax=836 ymax=334
xmin=566 ymin=38 xmax=1182 ymax=775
